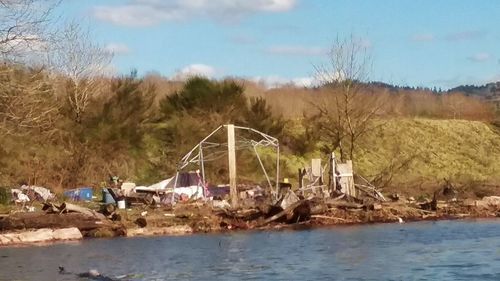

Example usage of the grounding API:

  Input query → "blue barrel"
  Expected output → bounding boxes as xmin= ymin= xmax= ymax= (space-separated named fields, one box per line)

xmin=102 ymin=188 xmax=116 ymax=204
xmin=64 ymin=187 xmax=93 ymax=201
xmin=78 ymin=187 xmax=93 ymax=201
xmin=64 ymin=189 xmax=79 ymax=201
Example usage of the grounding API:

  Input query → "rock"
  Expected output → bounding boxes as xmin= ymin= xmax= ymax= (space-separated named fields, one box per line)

xmin=474 ymin=200 xmax=489 ymax=209
xmin=482 ymin=196 xmax=500 ymax=207
xmin=0 ymin=233 xmax=21 ymax=245
xmin=212 ymin=200 xmax=231 ymax=209
xmin=135 ymin=217 xmax=147 ymax=228
xmin=126 ymin=225 xmax=193 ymax=237
xmin=463 ymin=198 xmax=476 ymax=207
xmin=436 ymin=201 xmax=448 ymax=210
xmin=389 ymin=193 xmax=400 ymax=201
xmin=18 ymin=229 xmax=54 ymax=243
xmin=52 ymin=227 xmax=83 ymax=240
xmin=0 ymin=227 xmax=83 ymax=246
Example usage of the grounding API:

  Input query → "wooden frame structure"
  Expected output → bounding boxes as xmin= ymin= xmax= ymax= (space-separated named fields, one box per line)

xmin=172 ymin=124 xmax=280 ymax=207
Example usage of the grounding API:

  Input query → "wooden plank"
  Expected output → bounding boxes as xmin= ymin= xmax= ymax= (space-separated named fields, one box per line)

xmin=227 ymin=124 xmax=238 ymax=208
xmin=354 ymin=184 xmax=383 ymax=201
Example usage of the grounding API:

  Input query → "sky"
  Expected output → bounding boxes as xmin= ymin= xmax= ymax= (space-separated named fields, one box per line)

xmin=58 ymin=0 xmax=500 ymax=89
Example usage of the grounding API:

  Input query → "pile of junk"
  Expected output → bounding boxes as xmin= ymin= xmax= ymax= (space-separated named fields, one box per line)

xmin=101 ymin=124 xmax=385 ymax=214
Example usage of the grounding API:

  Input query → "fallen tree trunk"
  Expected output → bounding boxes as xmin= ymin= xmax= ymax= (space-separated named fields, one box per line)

xmin=0 ymin=212 xmax=125 ymax=237
xmin=60 ymin=202 xmax=106 ymax=220
xmin=260 ymin=200 xmax=306 ymax=226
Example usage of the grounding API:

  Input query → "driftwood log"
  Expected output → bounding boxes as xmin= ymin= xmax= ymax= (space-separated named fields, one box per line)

xmin=325 ymin=200 xmax=363 ymax=209
xmin=260 ymin=200 xmax=306 ymax=226
xmin=0 ymin=212 xmax=124 ymax=236
xmin=9 ymin=202 xmax=125 ymax=237
xmin=60 ymin=202 xmax=107 ymax=220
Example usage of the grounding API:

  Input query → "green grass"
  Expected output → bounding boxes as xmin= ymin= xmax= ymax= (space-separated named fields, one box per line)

xmin=355 ymin=118 xmax=500 ymax=187
xmin=241 ymin=118 xmax=500 ymax=193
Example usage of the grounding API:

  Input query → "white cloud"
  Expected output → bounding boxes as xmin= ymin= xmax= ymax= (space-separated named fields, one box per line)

xmin=104 ymin=43 xmax=131 ymax=55
xmin=93 ymin=0 xmax=296 ymax=27
xmin=265 ymin=45 xmax=327 ymax=56
xmin=251 ymin=75 xmax=318 ymax=88
xmin=467 ymin=52 xmax=492 ymax=63
xmin=411 ymin=33 xmax=434 ymax=42
xmin=251 ymin=75 xmax=289 ymax=88
xmin=291 ymin=77 xmax=318 ymax=87
xmin=173 ymin=63 xmax=217 ymax=80
xmin=0 ymin=34 xmax=51 ymax=65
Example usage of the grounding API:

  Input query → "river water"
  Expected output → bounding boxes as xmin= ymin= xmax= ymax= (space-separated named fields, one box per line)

xmin=1 ymin=219 xmax=500 ymax=281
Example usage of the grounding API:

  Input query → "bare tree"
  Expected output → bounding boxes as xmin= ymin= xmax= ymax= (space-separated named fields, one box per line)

xmin=443 ymin=92 xmax=466 ymax=119
xmin=0 ymin=65 xmax=59 ymax=135
xmin=50 ymin=21 xmax=112 ymax=123
xmin=310 ymin=36 xmax=386 ymax=161
xmin=0 ymin=0 xmax=59 ymax=59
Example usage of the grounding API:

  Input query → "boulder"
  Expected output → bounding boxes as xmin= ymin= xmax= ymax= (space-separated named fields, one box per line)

xmin=0 ymin=227 xmax=83 ymax=246
xmin=127 ymin=225 xmax=193 ymax=237
xmin=52 ymin=227 xmax=83 ymax=240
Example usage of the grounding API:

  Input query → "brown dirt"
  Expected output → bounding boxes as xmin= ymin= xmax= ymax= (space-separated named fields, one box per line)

xmin=1 ymin=198 xmax=500 ymax=243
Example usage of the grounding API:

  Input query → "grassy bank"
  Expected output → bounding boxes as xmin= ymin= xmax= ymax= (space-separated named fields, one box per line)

xmin=354 ymin=118 xmax=500 ymax=196
xmin=243 ymin=118 xmax=500 ymax=198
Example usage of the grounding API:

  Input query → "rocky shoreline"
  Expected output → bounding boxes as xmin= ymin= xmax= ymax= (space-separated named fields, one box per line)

xmin=1 ymin=196 xmax=500 ymax=247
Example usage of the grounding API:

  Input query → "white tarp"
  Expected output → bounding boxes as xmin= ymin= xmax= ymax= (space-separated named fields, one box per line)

xmin=134 ymin=178 xmax=172 ymax=192
xmin=135 ymin=175 xmax=204 ymax=199
xmin=19 ymin=185 xmax=54 ymax=201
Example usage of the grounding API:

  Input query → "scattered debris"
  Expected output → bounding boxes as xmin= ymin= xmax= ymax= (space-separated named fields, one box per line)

xmin=1 ymin=127 xmax=499 ymax=246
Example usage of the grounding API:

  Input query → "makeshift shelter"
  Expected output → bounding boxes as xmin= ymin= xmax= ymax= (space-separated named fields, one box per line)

xmin=298 ymin=152 xmax=385 ymax=201
xmin=172 ymin=124 xmax=280 ymax=207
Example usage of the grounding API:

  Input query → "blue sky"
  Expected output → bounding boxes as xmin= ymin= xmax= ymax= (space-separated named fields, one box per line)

xmin=59 ymin=0 xmax=500 ymax=89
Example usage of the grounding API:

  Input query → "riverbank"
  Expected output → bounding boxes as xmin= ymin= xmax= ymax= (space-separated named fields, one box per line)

xmin=2 ymin=195 xmax=500 ymax=246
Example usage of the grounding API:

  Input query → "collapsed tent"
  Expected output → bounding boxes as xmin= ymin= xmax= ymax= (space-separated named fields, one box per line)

xmin=136 ymin=124 xmax=280 ymax=205
xmin=173 ymin=124 xmax=280 ymax=205
xmin=135 ymin=171 xmax=206 ymax=200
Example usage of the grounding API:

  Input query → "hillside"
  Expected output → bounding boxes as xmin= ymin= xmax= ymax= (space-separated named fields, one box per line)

xmin=448 ymin=82 xmax=500 ymax=100
xmin=355 ymin=118 xmax=500 ymax=197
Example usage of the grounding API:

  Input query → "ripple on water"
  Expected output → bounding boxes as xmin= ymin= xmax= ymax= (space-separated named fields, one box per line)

xmin=1 ymin=219 xmax=500 ymax=281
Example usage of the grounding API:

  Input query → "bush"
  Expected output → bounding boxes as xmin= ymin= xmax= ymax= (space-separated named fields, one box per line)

xmin=0 ymin=187 xmax=11 ymax=205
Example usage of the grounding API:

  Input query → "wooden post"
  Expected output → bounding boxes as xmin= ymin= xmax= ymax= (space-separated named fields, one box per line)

xmin=227 ymin=124 xmax=238 ymax=208
xmin=331 ymin=152 xmax=336 ymax=193
xmin=199 ymin=144 xmax=206 ymax=196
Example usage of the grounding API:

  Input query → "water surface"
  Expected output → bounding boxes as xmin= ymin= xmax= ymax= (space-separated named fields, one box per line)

xmin=2 ymin=219 xmax=500 ymax=280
